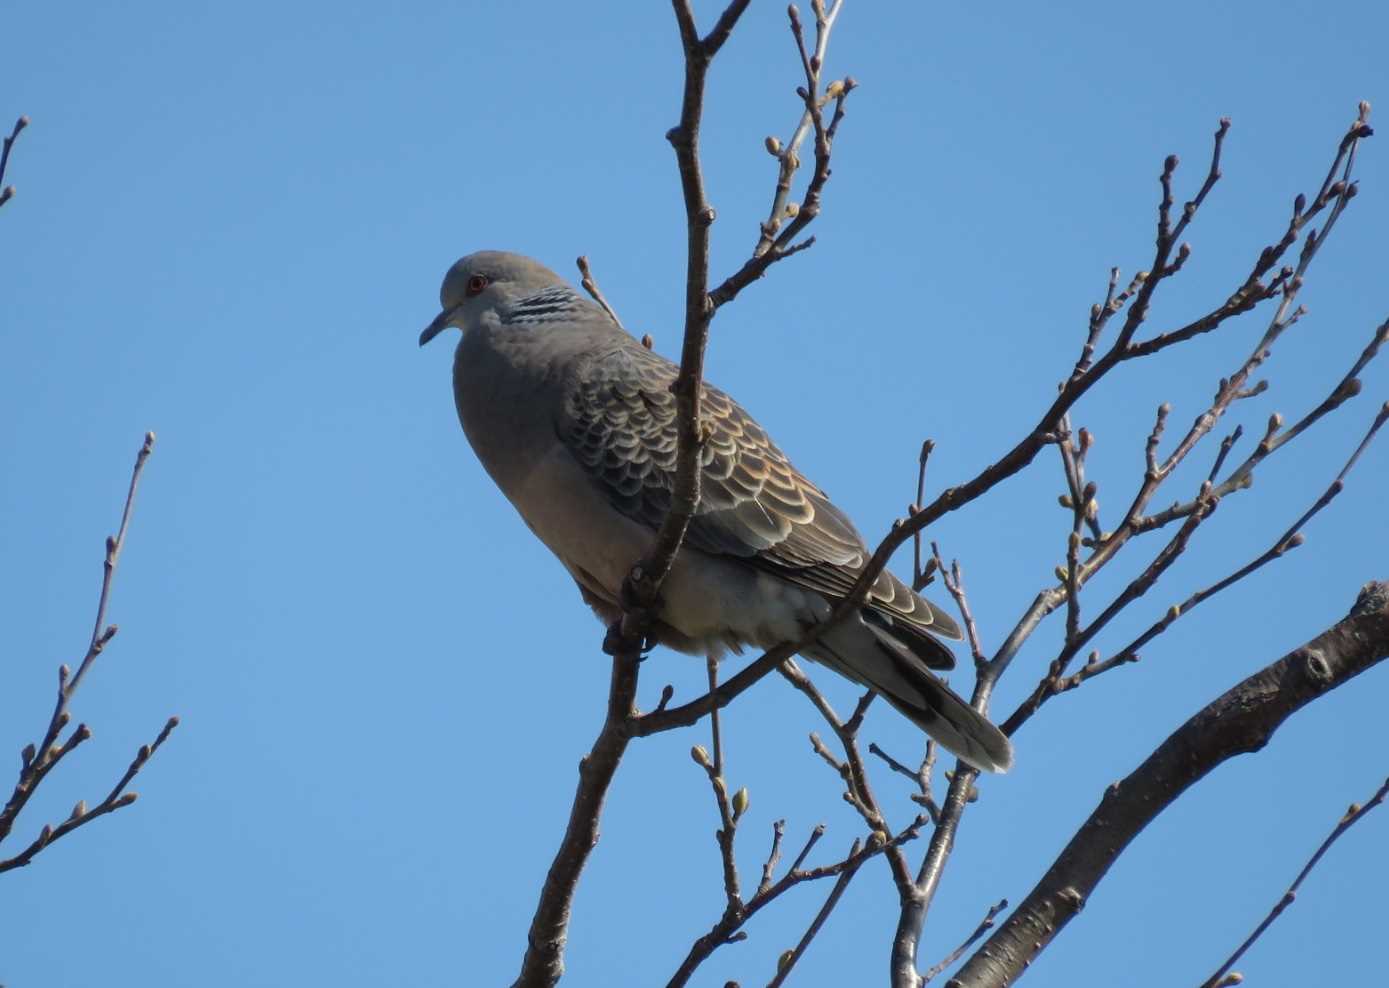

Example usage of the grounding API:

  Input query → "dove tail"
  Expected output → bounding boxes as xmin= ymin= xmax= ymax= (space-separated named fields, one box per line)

xmin=807 ymin=621 xmax=1014 ymax=774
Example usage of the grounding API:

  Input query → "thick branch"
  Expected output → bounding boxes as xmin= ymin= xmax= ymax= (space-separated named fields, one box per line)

xmin=512 ymin=654 xmax=640 ymax=988
xmin=513 ymin=6 xmax=752 ymax=985
xmin=948 ymin=581 xmax=1389 ymax=988
xmin=623 ymin=0 xmax=753 ymax=615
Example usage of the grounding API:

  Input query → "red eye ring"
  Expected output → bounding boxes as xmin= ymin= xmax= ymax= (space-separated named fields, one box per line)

xmin=465 ymin=274 xmax=489 ymax=297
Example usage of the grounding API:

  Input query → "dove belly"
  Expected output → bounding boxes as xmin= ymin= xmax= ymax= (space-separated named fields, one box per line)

xmin=507 ymin=447 xmax=828 ymax=657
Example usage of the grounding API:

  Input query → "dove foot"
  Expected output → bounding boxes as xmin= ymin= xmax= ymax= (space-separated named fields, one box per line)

xmin=602 ymin=618 xmax=660 ymax=658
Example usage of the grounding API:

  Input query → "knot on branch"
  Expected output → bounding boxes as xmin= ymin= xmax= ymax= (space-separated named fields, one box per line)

xmin=1352 ymin=580 xmax=1389 ymax=617
xmin=1301 ymin=648 xmax=1332 ymax=684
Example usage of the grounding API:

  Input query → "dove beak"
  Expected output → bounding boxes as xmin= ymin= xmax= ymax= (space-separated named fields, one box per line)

xmin=419 ymin=306 xmax=460 ymax=347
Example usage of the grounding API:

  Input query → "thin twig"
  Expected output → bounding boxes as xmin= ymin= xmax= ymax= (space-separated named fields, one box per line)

xmin=698 ymin=656 xmax=743 ymax=913
xmin=766 ymin=839 xmax=863 ymax=988
xmin=0 ymin=114 xmax=29 ymax=209
xmin=575 ymin=255 xmax=626 ymax=331
xmin=1063 ymin=401 xmax=1389 ymax=694
xmin=919 ymin=898 xmax=1008 ymax=984
xmin=929 ymin=545 xmax=987 ymax=671
xmin=1198 ymin=775 xmax=1389 ymax=988
xmin=912 ymin=439 xmax=935 ymax=589
xmin=1003 ymin=492 xmax=1217 ymax=735
xmin=0 ymin=433 xmax=159 ymax=849
xmin=713 ymin=2 xmax=857 ymax=308
xmin=778 ymin=659 xmax=924 ymax=926
xmin=667 ymin=823 xmax=924 ymax=988
xmin=757 ymin=819 xmax=786 ymax=898
xmin=1139 ymin=316 xmax=1389 ymax=534
xmin=0 ymin=716 xmax=179 ymax=874
xmin=754 ymin=0 xmax=846 ymax=258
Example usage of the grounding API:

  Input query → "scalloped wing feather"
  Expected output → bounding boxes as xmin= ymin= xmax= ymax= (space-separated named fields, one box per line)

xmin=556 ymin=341 xmax=962 ymax=665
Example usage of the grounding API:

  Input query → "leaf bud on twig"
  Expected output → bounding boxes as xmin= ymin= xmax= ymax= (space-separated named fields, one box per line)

xmin=732 ymin=786 xmax=750 ymax=821
xmin=691 ymin=745 xmax=712 ymax=769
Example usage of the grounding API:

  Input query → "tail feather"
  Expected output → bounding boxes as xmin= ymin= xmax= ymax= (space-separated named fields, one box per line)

xmin=809 ymin=618 xmax=1014 ymax=774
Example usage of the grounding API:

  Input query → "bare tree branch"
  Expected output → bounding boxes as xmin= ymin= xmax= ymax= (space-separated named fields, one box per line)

xmin=518 ymin=22 xmax=1378 ymax=988
xmin=843 ymin=110 xmax=1372 ymax=665
xmin=0 ymin=716 xmax=178 ymax=874
xmin=948 ymin=581 xmax=1389 ymax=988
xmin=713 ymin=2 xmax=856 ymax=308
xmin=765 ymin=838 xmax=865 ymax=988
xmin=1059 ymin=402 xmax=1389 ymax=694
xmin=515 ymin=3 xmax=865 ymax=982
xmin=754 ymin=0 xmax=845 ymax=258
xmin=668 ymin=823 xmax=924 ymax=988
xmin=512 ymin=648 xmax=642 ymax=988
xmin=0 ymin=433 xmax=175 ymax=872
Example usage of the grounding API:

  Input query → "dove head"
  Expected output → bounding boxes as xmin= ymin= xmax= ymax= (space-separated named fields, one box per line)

xmin=419 ymin=251 xmax=565 ymax=346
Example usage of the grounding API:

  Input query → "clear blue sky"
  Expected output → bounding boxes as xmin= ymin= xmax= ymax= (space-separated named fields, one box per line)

xmin=4 ymin=2 xmax=1387 ymax=985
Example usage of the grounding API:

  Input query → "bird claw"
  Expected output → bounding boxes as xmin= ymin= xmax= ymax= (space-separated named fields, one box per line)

xmin=601 ymin=620 xmax=659 ymax=658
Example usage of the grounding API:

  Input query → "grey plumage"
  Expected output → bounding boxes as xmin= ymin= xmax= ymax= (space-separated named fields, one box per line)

xmin=420 ymin=250 xmax=1013 ymax=773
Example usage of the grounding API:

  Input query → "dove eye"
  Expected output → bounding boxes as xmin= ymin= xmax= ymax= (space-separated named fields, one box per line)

xmin=465 ymin=275 xmax=489 ymax=297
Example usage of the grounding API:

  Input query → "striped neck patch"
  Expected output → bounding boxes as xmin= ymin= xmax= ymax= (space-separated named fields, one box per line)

xmin=503 ymin=286 xmax=585 ymax=326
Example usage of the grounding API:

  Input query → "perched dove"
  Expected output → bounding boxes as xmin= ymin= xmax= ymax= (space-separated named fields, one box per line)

xmin=420 ymin=251 xmax=1013 ymax=773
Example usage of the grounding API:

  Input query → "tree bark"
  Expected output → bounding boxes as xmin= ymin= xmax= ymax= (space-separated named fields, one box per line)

xmin=948 ymin=580 xmax=1389 ymax=988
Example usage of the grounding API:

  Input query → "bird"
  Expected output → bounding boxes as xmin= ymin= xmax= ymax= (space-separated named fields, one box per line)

xmin=419 ymin=251 xmax=1013 ymax=773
